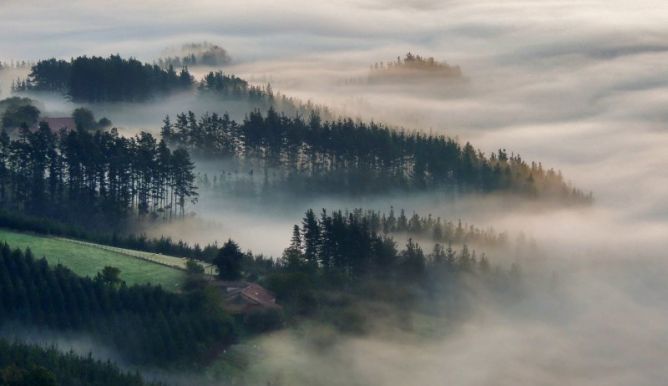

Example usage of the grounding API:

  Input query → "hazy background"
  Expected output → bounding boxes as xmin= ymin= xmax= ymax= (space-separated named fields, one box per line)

xmin=2 ymin=1 xmax=668 ymax=384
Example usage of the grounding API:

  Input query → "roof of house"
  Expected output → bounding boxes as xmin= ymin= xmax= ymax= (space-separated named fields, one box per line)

xmin=215 ymin=280 xmax=280 ymax=309
xmin=239 ymin=283 xmax=278 ymax=307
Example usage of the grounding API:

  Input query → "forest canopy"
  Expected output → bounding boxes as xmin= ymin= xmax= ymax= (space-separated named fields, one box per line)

xmin=0 ymin=97 xmax=40 ymax=130
xmin=0 ymin=125 xmax=198 ymax=228
xmin=14 ymin=55 xmax=193 ymax=102
xmin=163 ymin=109 xmax=591 ymax=202
xmin=0 ymin=244 xmax=236 ymax=366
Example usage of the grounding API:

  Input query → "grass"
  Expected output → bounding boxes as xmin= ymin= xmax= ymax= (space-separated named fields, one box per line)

xmin=0 ymin=228 xmax=186 ymax=291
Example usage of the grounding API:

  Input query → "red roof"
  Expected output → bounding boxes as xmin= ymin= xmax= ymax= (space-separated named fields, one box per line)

xmin=240 ymin=283 xmax=278 ymax=307
xmin=215 ymin=281 xmax=280 ymax=310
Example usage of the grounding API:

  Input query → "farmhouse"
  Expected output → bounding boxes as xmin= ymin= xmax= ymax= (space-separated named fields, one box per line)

xmin=213 ymin=281 xmax=280 ymax=314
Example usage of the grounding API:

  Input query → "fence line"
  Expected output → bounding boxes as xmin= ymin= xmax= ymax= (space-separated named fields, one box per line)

xmin=55 ymin=237 xmax=215 ymax=275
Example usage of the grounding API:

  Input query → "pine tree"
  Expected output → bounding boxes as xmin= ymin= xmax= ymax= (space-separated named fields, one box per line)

xmin=301 ymin=209 xmax=320 ymax=266
xmin=213 ymin=239 xmax=244 ymax=280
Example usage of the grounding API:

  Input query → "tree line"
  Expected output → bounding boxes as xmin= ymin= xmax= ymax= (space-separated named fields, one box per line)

xmin=0 ymin=125 xmax=197 ymax=228
xmin=164 ymin=108 xmax=591 ymax=202
xmin=313 ymin=208 xmax=510 ymax=247
xmin=210 ymin=208 xmax=519 ymax=297
xmin=0 ymin=340 xmax=162 ymax=386
xmin=0 ymin=243 xmax=236 ymax=366
xmin=230 ymin=208 xmax=524 ymax=331
xmin=0 ymin=208 xmax=224 ymax=262
xmin=198 ymin=71 xmax=332 ymax=119
xmin=13 ymin=55 xmax=193 ymax=102
xmin=279 ymin=209 xmax=496 ymax=282
xmin=10 ymin=54 xmax=331 ymax=119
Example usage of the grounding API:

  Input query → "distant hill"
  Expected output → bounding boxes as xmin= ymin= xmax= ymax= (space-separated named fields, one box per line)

xmin=158 ymin=41 xmax=232 ymax=68
xmin=13 ymin=55 xmax=193 ymax=102
xmin=368 ymin=52 xmax=463 ymax=82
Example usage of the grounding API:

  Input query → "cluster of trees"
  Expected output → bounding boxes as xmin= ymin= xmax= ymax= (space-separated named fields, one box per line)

xmin=157 ymin=42 xmax=231 ymax=68
xmin=10 ymin=53 xmax=328 ymax=120
xmin=278 ymin=209 xmax=494 ymax=283
xmin=14 ymin=56 xmax=193 ymax=102
xmin=236 ymin=209 xmax=525 ymax=331
xmin=320 ymin=208 xmax=509 ymax=247
xmin=164 ymin=109 xmax=590 ymax=202
xmin=0 ymin=125 xmax=197 ymax=227
xmin=369 ymin=52 xmax=463 ymax=80
xmin=199 ymin=71 xmax=267 ymax=101
xmin=0 ymin=97 xmax=40 ymax=130
xmin=199 ymin=71 xmax=332 ymax=119
xmin=0 ymin=98 xmax=110 ymax=133
xmin=0 ymin=244 xmax=236 ymax=365
xmin=0 ymin=340 xmax=162 ymax=386
xmin=72 ymin=107 xmax=111 ymax=131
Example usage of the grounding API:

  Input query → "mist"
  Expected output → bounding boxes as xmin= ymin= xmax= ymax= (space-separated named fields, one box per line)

xmin=2 ymin=0 xmax=668 ymax=385
xmin=237 ymin=256 xmax=668 ymax=386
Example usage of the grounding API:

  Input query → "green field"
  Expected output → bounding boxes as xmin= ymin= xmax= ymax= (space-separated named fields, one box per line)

xmin=0 ymin=229 xmax=186 ymax=290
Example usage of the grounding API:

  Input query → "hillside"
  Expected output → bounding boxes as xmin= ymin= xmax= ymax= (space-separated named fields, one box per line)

xmin=166 ymin=109 xmax=591 ymax=203
xmin=0 ymin=229 xmax=186 ymax=290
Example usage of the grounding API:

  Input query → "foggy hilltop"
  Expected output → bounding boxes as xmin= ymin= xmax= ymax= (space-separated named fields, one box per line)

xmin=0 ymin=1 xmax=667 ymax=385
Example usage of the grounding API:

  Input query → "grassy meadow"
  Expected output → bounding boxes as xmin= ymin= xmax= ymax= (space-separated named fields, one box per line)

xmin=0 ymin=228 xmax=186 ymax=290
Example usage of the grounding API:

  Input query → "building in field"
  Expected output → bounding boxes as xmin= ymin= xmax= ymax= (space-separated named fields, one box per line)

xmin=213 ymin=281 xmax=281 ymax=314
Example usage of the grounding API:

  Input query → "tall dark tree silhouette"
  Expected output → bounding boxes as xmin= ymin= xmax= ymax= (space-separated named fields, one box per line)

xmin=214 ymin=239 xmax=244 ymax=280
xmin=17 ymin=55 xmax=194 ymax=102
xmin=0 ymin=125 xmax=198 ymax=228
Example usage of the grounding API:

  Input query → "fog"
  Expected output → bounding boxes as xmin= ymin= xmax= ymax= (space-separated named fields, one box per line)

xmin=238 ymin=257 xmax=668 ymax=385
xmin=2 ymin=0 xmax=668 ymax=385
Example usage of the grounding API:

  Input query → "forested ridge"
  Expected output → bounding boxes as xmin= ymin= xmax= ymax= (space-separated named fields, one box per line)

xmin=12 ymin=55 xmax=331 ymax=119
xmin=13 ymin=55 xmax=193 ymax=102
xmin=369 ymin=52 xmax=463 ymax=80
xmin=0 ymin=207 xmax=525 ymax=373
xmin=234 ymin=208 xmax=524 ymax=331
xmin=279 ymin=209 xmax=500 ymax=282
xmin=165 ymin=109 xmax=591 ymax=202
xmin=198 ymin=71 xmax=332 ymax=119
xmin=0 ymin=51 xmax=570 ymax=382
xmin=0 ymin=125 xmax=198 ymax=227
xmin=0 ymin=244 xmax=236 ymax=366
xmin=303 ymin=208 xmax=511 ymax=247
